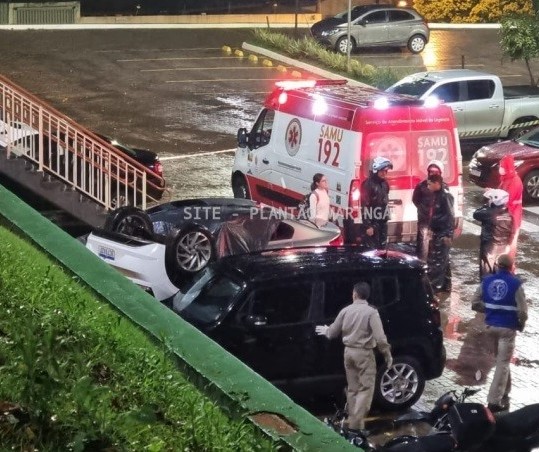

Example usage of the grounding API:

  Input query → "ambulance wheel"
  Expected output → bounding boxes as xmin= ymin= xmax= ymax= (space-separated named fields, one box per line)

xmin=165 ymin=227 xmax=215 ymax=276
xmin=407 ymin=34 xmax=426 ymax=54
xmin=336 ymin=36 xmax=356 ymax=55
xmin=232 ymin=174 xmax=250 ymax=199
xmin=523 ymin=170 xmax=539 ymax=203
xmin=103 ymin=206 xmax=154 ymax=239
xmin=374 ymin=355 xmax=425 ymax=411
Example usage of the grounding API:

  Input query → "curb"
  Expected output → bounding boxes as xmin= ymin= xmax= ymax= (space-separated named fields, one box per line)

xmin=242 ymin=42 xmax=371 ymax=87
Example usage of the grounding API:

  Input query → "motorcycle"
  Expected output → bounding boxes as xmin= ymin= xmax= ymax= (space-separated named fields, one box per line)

xmin=325 ymin=386 xmax=539 ymax=452
xmin=395 ymin=387 xmax=539 ymax=452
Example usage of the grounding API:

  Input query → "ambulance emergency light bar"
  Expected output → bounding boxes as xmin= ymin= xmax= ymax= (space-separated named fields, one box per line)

xmin=274 ymin=79 xmax=348 ymax=90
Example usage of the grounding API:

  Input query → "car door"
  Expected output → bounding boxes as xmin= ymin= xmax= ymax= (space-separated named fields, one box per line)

xmin=462 ymin=79 xmax=503 ymax=139
xmin=244 ymin=108 xmax=279 ymax=201
xmin=355 ymin=10 xmax=389 ymax=46
xmin=316 ymin=273 xmax=374 ymax=375
xmin=223 ymin=278 xmax=317 ymax=381
xmin=429 ymin=81 xmax=467 ymax=132
xmin=387 ymin=10 xmax=416 ymax=45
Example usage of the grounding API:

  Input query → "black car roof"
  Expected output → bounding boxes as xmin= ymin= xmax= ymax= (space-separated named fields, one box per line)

xmin=217 ymin=246 xmax=424 ymax=283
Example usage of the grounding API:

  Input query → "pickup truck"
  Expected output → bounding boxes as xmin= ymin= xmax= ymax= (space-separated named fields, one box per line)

xmin=386 ymin=69 xmax=539 ymax=140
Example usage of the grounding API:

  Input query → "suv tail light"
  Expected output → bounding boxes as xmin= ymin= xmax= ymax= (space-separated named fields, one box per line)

xmin=329 ymin=234 xmax=344 ymax=246
xmin=153 ymin=161 xmax=163 ymax=177
xmin=348 ymin=179 xmax=361 ymax=219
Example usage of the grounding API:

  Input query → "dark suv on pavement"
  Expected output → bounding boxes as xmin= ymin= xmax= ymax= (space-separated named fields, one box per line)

xmin=171 ymin=246 xmax=445 ymax=411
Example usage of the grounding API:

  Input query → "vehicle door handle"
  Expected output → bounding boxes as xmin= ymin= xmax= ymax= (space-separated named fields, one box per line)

xmin=453 ymin=107 xmax=464 ymax=112
xmin=262 ymin=158 xmax=269 ymax=164
xmin=489 ymin=104 xmax=500 ymax=109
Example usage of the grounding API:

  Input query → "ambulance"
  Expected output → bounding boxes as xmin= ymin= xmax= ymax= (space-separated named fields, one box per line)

xmin=231 ymin=79 xmax=463 ymax=243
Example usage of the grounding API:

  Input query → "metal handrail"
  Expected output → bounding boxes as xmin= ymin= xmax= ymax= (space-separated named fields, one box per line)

xmin=0 ymin=73 xmax=166 ymax=211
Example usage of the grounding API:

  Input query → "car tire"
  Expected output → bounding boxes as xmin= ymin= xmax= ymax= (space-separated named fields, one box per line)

xmin=103 ymin=206 xmax=154 ymax=239
xmin=508 ymin=119 xmax=536 ymax=140
xmin=336 ymin=36 xmax=356 ymax=55
xmin=407 ymin=35 xmax=426 ymax=54
xmin=523 ymin=170 xmax=539 ymax=203
xmin=374 ymin=355 xmax=425 ymax=411
xmin=232 ymin=174 xmax=250 ymax=199
xmin=165 ymin=226 xmax=215 ymax=276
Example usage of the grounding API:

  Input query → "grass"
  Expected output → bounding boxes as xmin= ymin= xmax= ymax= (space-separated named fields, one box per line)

xmin=249 ymin=28 xmax=411 ymax=89
xmin=0 ymin=225 xmax=281 ymax=451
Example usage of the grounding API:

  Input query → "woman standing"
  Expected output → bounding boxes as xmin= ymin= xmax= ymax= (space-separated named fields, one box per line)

xmin=308 ymin=173 xmax=331 ymax=227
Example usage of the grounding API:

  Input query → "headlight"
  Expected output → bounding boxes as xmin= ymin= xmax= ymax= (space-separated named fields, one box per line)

xmin=321 ymin=29 xmax=340 ymax=36
xmin=514 ymin=159 xmax=524 ymax=167
xmin=473 ymin=148 xmax=488 ymax=159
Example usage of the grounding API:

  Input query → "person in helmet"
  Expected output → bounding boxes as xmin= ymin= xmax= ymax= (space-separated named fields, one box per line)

xmin=412 ymin=160 xmax=448 ymax=261
xmin=473 ymin=188 xmax=513 ymax=278
xmin=498 ymin=155 xmax=523 ymax=263
xmin=360 ymin=157 xmax=392 ymax=248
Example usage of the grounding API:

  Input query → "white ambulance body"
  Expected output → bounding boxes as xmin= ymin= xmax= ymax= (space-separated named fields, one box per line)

xmin=231 ymin=79 xmax=463 ymax=243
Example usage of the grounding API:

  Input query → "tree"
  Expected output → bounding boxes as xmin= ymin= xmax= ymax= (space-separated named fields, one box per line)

xmin=414 ymin=0 xmax=532 ymax=23
xmin=500 ymin=14 xmax=539 ymax=85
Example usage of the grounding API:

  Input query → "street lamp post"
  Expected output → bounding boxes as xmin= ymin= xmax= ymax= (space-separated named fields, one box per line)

xmin=346 ymin=0 xmax=352 ymax=71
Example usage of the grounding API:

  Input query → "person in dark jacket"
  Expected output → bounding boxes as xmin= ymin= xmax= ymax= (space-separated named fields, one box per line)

xmin=473 ymin=189 xmax=513 ymax=279
xmin=426 ymin=174 xmax=454 ymax=294
xmin=412 ymin=160 xmax=447 ymax=261
xmin=472 ymin=254 xmax=527 ymax=413
xmin=360 ymin=157 xmax=392 ymax=248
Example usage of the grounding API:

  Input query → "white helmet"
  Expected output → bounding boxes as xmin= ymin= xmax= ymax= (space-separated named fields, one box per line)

xmin=484 ymin=189 xmax=509 ymax=207
xmin=427 ymin=160 xmax=444 ymax=173
xmin=371 ymin=157 xmax=393 ymax=173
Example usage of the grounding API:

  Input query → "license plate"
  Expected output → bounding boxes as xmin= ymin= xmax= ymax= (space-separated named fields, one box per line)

xmin=469 ymin=168 xmax=481 ymax=177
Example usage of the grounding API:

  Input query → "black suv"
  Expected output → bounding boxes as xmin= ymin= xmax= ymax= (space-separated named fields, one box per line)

xmin=171 ymin=246 xmax=445 ymax=411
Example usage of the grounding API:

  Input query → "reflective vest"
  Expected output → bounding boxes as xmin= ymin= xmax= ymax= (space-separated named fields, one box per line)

xmin=482 ymin=270 xmax=521 ymax=329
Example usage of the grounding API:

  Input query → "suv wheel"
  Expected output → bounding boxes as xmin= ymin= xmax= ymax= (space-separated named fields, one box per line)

xmin=336 ymin=36 xmax=356 ymax=55
xmin=374 ymin=355 xmax=425 ymax=411
xmin=232 ymin=174 xmax=250 ymax=199
xmin=165 ymin=227 xmax=215 ymax=275
xmin=523 ymin=170 xmax=539 ymax=203
xmin=103 ymin=206 xmax=154 ymax=239
xmin=407 ymin=34 xmax=426 ymax=54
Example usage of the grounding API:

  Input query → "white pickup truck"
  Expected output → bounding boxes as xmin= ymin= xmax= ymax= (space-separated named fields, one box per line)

xmin=386 ymin=69 xmax=539 ymax=140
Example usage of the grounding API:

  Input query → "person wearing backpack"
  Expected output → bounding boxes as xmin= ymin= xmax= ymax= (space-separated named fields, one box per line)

xmin=307 ymin=173 xmax=331 ymax=227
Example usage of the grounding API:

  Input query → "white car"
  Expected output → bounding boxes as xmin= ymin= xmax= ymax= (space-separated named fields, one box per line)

xmin=85 ymin=198 xmax=343 ymax=301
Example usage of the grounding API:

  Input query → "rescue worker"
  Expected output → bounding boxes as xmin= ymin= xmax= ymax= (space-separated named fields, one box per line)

xmin=472 ymin=254 xmax=527 ymax=413
xmin=308 ymin=173 xmax=331 ymax=227
xmin=315 ymin=282 xmax=392 ymax=435
xmin=360 ymin=157 xmax=392 ymax=248
xmin=412 ymin=160 xmax=447 ymax=261
xmin=473 ymin=189 xmax=513 ymax=279
xmin=426 ymin=174 xmax=454 ymax=294
xmin=498 ymin=155 xmax=523 ymax=264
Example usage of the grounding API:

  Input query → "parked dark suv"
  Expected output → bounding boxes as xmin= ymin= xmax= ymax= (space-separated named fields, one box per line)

xmin=171 ymin=246 xmax=445 ymax=411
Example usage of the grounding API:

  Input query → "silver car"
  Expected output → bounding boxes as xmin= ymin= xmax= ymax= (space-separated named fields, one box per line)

xmin=310 ymin=5 xmax=429 ymax=55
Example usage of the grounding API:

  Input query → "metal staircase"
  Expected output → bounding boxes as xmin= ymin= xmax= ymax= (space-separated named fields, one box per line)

xmin=0 ymin=74 xmax=166 ymax=228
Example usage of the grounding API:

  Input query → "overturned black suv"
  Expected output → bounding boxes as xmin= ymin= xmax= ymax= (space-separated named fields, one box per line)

xmin=171 ymin=246 xmax=445 ymax=411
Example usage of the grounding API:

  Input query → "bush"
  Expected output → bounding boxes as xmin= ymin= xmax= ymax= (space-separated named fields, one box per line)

xmin=250 ymin=28 xmax=405 ymax=89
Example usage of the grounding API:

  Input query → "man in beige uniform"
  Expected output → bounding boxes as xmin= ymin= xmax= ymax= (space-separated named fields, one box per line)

xmin=316 ymin=282 xmax=392 ymax=433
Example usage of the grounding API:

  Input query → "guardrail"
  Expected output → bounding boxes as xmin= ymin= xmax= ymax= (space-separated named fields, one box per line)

xmin=0 ymin=73 xmax=165 ymax=210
